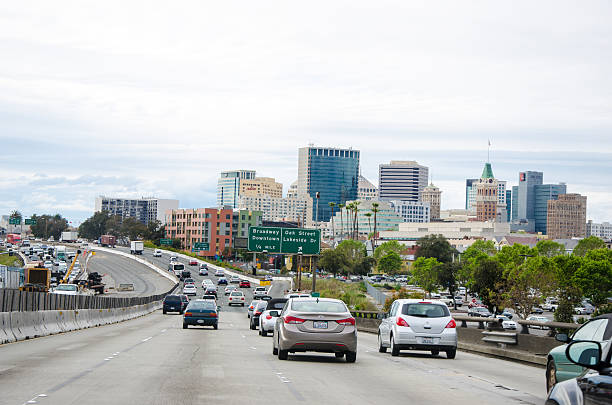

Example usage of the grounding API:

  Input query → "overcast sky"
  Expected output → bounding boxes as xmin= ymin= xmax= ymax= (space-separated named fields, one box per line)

xmin=1 ymin=1 xmax=611 ymax=224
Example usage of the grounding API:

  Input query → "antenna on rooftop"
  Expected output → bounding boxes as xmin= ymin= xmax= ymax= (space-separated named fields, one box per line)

xmin=487 ymin=139 xmax=491 ymax=163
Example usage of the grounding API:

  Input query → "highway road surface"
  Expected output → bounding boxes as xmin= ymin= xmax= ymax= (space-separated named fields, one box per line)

xmin=0 ymin=277 xmax=547 ymax=405
xmin=86 ymin=250 xmax=174 ymax=296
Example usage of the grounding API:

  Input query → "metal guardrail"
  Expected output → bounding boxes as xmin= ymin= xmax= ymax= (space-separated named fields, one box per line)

xmin=0 ymin=283 xmax=179 ymax=312
xmin=363 ymin=280 xmax=388 ymax=306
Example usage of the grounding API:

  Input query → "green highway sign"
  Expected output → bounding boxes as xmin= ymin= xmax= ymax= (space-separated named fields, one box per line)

xmin=248 ymin=226 xmax=320 ymax=255
xmin=9 ymin=218 xmax=21 ymax=225
xmin=24 ymin=218 xmax=36 ymax=225
xmin=160 ymin=238 xmax=172 ymax=245
xmin=193 ymin=242 xmax=209 ymax=251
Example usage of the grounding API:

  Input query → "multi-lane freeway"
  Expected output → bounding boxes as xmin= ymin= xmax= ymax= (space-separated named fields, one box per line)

xmin=0 ymin=248 xmax=548 ymax=404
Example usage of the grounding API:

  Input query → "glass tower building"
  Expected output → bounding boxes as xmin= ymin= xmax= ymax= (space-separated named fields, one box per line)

xmin=298 ymin=146 xmax=360 ymax=223
xmin=217 ymin=170 xmax=256 ymax=209
xmin=534 ymin=183 xmax=566 ymax=234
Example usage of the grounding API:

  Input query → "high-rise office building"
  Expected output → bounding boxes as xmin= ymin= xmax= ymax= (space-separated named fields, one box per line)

xmin=475 ymin=163 xmax=499 ymax=222
xmin=534 ymin=183 xmax=567 ymax=234
xmin=389 ymin=200 xmax=431 ymax=223
xmin=238 ymin=194 xmax=313 ymax=226
xmin=94 ymin=196 xmax=179 ymax=225
xmin=378 ymin=161 xmax=429 ymax=202
xmin=358 ymin=175 xmax=378 ymax=201
xmin=505 ymin=189 xmax=512 ymax=222
xmin=421 ymin=183 xmax=441 ymax=220
xmin=297 ymin=146 xmax=360 ymax=222
xmin=165 ymin=207 xmax=233 ymax=256
xmin=467 ymin=178 xmax=506 ymax=216
xmin=217 ymin=170 xmax=256 ymax=209
xmin=515 ymin=171 xmax=544 ymax=221
xmin=546 ymin=194 xmax=587 ymax=239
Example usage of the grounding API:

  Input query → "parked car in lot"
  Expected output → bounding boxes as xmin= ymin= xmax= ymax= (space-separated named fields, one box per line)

xmin=153 ymin=249 xmax=162 ymax=257
xmin=546 ymin=340 xmax=612 ymax=405
xmin=531 ymin=306 xmax=545 ymax=314
xmin=495 ymin=315 xmax=517 ymax=330
xmin=546 ymin=314 xmax=612 ymax=392
xmin=378 ymin=299 xmax=457 ymax=359
xmin=526 ymin=315 xmax=550 ymax=329
xmin=273 ymin=297 xmax=357 ymax=362
xmin=163 ymin=295 xmax=188 ymax=314
xmin=228 ymin=291 xmax=245 ymax=306
xmin=183 ymin=299 xmax=218 ymax=329
xmin=468 ymin=306 xmax=492 ymax=317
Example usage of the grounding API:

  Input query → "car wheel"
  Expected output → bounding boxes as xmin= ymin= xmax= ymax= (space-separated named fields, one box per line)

xmin=390 ymin=335 xmax=400 ymax=356
xmin=183 ymin=323 xmax=188 ymax=329
xmin=546 ymin=359 xmax=557 ymax=392
xmin=431 ymin=350 xmax=439 ymax=356
xmin=446 ymin=349 xmax=456 ymax=359
xmin=163 ymin=309 xmax=167 ymax=314
xmin=273 ymin=337 xmax=279 ymax=355
xmin=250 ymin=322 xmax=256 ymax=330
xmin=335 ymin=352 xmax=344 ymax=358
xmin=278 ymin=349 xmax=288 ymax=360
xmin=241 ymin=303 xmax=244 ymax=307
xmin=213 ymin=324 xmax=218 ymax=330
xmin=262 ymin=330 xmax=267 ymax=337
xmin=378 ymin=332 xmax=387 ymax=353
xmin=258 ymin=329 xmax=262 ymax=336
xmin=346 ymin=351 xmax=357 ymax=363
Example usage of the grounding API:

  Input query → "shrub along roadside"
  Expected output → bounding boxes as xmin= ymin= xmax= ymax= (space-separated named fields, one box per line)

xmin=300 ymin=278 xmax=378 ymax=311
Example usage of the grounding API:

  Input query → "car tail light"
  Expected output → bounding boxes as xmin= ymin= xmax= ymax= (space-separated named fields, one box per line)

xmin=184 ymin=312 xmax=193 ymax=317
xmin=446 ymin=319 xmax=456 ymax=328
xmin=336 ymin=318 xmax=356 ymax=326
xmin=209 ymin=313 xmax=217 ymax=317
xmin=266 ymin=315 xmax=273 ymax=320
xmin=396 ymin=317 xmax=409 ymax=327
xmin=283 ymin=315 xmax=305 ymax=324
xmin=255 ymin=311 xmax=262 ymax=316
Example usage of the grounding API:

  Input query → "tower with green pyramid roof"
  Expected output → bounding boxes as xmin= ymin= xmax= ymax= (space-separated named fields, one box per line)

xmin=476 ymin=161 xmax=499 ymax=222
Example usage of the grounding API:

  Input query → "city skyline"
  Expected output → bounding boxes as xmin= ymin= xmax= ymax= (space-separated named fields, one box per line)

xmin=0 ymin=2 xmax=610 ymax=223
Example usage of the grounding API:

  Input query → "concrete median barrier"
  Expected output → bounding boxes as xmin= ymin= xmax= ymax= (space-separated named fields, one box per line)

xmin=41 ymin=311 xmax=62 ymax=335
xmin=10 ymin=311 xmax=46 ymax=340
xmin=0 ymin=312 xmax=16 ymax=344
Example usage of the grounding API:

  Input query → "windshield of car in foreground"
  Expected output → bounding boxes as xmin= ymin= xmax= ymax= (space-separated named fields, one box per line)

xmin=55 ymin=285 xmax=77 ymax=291
xmin=402 ymin=303 xmax=450 ymax=318
xmin=291 ymin=300 xmax=347 ymax=313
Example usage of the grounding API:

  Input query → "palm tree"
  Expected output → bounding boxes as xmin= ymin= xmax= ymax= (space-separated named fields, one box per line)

xmin=328 ymin=202 xmax=336 ymax=241
xmin=338 ymin=203 xmax=345 ymax=240
xmin=345 ymin=202 xmax=355 ymax=239
xmin=364 ymin=212 xmax=372 ymax=238
xmin=371 ymin=202 xmax=379 ymax=249
xmin=353 ymin=201 xmax=361 ymax=240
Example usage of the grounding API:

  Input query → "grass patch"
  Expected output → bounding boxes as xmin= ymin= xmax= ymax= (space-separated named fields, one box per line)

xmin=0 ymin=253 xmax=23 ymax=267
xmin=299 ymin=278 xmax=378 ymax=311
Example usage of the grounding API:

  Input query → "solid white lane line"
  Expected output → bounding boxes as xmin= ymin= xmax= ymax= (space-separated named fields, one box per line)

xmin=141 ymin=336 xmax=153 ymax=342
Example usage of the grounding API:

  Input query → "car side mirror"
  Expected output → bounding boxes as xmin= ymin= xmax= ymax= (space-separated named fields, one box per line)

xmin=217 ymin=306 xmax=221 ymax=311
xmin=566 ymin=341 xmax=602 ymax=369
xmin=555 ymin=333 xmax=570 ymax=343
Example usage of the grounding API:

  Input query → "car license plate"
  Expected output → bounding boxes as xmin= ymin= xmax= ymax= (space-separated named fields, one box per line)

xmin=422 ymin=337 xmax=433 ymax=344
xmin=313 ymin=321 xmax=328 ymax=329
xmin=197 ymin=320 xmax=204 ymax=324
xmin=170 ymin=307 xmax=175 ymax=310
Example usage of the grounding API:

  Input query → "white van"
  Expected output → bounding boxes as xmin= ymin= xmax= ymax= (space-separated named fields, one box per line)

xmin=168 ymin=262 xmax=185 ymax=276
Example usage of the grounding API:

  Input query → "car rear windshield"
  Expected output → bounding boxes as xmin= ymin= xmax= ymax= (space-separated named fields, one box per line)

xmin=165 ymin=296 xmax=181 ymax=303
xmin=173 ymin=264 xmax=185 ymax=271
xmin=291 ymin=300 xmax=347 ymax=313
xmin=402 ymin=303 xmax=450 ymax=318
xmin=231 ymin=292 xmax=243 ymax=296
xmin=189 ymin=301 xmax=216 ymax=310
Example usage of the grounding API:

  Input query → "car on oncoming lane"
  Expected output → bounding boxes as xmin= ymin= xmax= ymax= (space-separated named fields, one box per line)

xmin=378 ymin=299 xmax=457 ymax=359
xmin=183 ymin=299 xmax=218 ymax=329
xmin=273 ymin=297 xmax=357 ymax=362
xmin=228 ymin=291 xmax=246 ymax=306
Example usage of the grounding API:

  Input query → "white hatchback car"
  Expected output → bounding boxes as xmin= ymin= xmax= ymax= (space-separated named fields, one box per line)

xmin=378 ymin=299 xmax=457 ymax=359
xmin=228 ymin=291 xmax=245 ymax=306
xmin=258 ymin=308 xmax=281 ymax=336
xmin=183 ymin=284 xmax=197 ymax=296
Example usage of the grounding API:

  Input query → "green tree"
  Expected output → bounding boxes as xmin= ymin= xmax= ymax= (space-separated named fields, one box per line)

xmin=503 ymin=256 xmax=557 ymax=319
xmin=536 ymin=240 xmax=565 ymax=258
xmin=78 ymin=211 xmax=112 ymax=240
xmin=354 ymin=256 xmax=377 ymax=276
xmin=319 ymin=249 xmax=345 ymax=276
xmin=412 ymin=257 xmax=441 ymax=297
xmin=371 ymin=202 xmax=379 ymax=249
xmin=436 ymin=262 xmax=460 ymax=300
xmin=328 ymin=202 xmax=336 ymax=239
xmin=573 ymin=249 xmax=612 ymax=306
xmin=364 ymin=212 xmax=372 ymax=238
xmin=9 ymin=210 xmax=22 ymax=220
xmin=553 ymin=255 xmax=584 ymax=323
xmin=415 ymin=235 xmax=456 ymax=263
xmin=471 ymin=258 xmax=505 ymax=313
xmin=145 ymin=220 xmax=165 ymax=241
xmin=336 ymin=239 xmax=366 ymax=274
xmin=374 ymin=240 xmax=403 ymax=261
xmin=120 ymin=217 xmax=148 ymax=240
xmin=573 ymin=236 xmax=607 ymax=257
xmin=104 ymin=215 xmax=123 ymax=238
xmin=337 ymin=203 xmax=345 ymax=239
xmin=378 ymin=251 xmax=403 ymax=274
xmin=458 ymin=240 xmax=496 ymax=293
